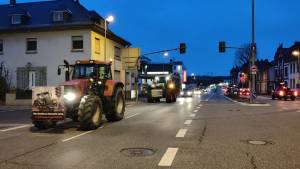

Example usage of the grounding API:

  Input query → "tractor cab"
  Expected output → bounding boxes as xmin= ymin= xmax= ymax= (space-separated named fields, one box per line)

xmin=58 ymin=60 xmax=112 ymax=81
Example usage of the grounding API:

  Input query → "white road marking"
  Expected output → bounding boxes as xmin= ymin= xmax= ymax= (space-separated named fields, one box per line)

xmin=62 ymin=130 xmax=95 ymax=142
xmin=297 ymin=110 xmax=300 ymax=113
xmin=184 ymin=120 xmax=192 ymax=125
xmin=125 ymin=113 xmax=141 ymax=119
xmin=0 ymin=124 xmax=31 ymax=132
xmin=176 ymin=129 xmax=187 ymax=138
xmin=158 ymin=148 xmax=178 ymax=167
xmin=193 ymin=110 xmax=198 ymax=113
xmin=190 ymin=114 xmax=196 ymax=117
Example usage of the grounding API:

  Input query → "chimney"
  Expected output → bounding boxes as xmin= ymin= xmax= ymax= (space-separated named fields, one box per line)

xmin=10 ymin=0 xmax=16 ymax=6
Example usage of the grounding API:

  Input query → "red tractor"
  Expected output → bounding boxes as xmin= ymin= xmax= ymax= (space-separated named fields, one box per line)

xmin=32 ymin=60 xmax=125 ymax=130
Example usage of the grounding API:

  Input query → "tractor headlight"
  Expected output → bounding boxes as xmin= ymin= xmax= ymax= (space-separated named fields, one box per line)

xmin=168 ymin=83 xmax=175 ymax=89
xmin=64 ymin=92 xmax=76 ymax=101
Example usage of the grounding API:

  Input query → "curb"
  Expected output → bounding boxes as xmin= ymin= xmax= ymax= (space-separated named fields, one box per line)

xmin=222 ymin=95 xmax=271 ymax=107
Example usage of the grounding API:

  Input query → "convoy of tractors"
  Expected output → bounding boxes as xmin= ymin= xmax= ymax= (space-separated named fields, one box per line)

xmin=31 ymin=59 xmax=186 ymax=131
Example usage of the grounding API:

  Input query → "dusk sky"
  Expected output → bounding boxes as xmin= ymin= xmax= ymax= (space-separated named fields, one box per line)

xmin=1 ymin=0 xmax=300 ymax=76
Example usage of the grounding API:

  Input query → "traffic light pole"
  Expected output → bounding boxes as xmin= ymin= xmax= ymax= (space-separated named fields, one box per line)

xmin=250 ymin=0 xmax=256 ymax=103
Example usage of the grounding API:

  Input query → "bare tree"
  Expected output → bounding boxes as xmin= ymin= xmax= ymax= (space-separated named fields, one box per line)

xmin=234 ymin=44 xmax=251 ymax=68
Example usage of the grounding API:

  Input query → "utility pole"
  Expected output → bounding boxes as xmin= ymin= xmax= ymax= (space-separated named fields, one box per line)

xmin=250 ymin=0 xmax=257 ymax=103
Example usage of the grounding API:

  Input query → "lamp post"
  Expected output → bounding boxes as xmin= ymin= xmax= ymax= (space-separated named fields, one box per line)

xmin=249 ymin=0 xmax=256 ymax=103
xmin=104 ymin=15 xmax=114 ymax=62
xmin=292 ymin=49 xmax=300 ymax=89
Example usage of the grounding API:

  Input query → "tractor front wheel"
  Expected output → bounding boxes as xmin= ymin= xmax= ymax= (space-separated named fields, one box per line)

xmin=106 ymin=88 xmax=125 ymax=122
xmin=78 ymin=95 xmax=103 ymax=130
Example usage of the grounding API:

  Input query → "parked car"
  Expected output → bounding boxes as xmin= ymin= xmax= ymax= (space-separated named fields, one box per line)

xmin=272 ymin=85 xmax=298 ymax=101
xmin=238 ymin=88 xmax=250 ymax=96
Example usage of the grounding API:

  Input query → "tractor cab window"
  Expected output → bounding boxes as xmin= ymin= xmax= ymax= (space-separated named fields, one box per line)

xmin=99 ymin=65 xmax=112 ymax=80
xmin=73 ymin=65 xmax=96 ymax=79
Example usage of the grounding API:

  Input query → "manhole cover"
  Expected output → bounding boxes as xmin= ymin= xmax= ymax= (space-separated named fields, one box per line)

xmin=120 ymin=148 xmax=155 ymax=157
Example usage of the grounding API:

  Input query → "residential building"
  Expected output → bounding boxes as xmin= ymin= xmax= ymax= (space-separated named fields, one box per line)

xmin=0 ymin=0 xmax=137 ymax=91
xmin=273 ymin=42 xmax=300 ymax=90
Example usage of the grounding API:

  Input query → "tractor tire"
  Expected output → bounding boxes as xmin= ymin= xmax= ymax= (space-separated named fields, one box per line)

xmin=291 ymin=96 xmax=296 ymax=101
xmin=78 ymin=95 xmax=103 ymax=130
xmin=33 ymin=121 xmax=56 ymax=130
xmin=166 ymin=94 xmax=172 ymax=103
xmin=147 ymin=96 xmax=154 ymax=103
xmin=106 ymin=88 xmax=125 ymax=122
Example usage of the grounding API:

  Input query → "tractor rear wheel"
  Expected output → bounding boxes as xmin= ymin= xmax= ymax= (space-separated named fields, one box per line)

xmin=106 ymin=88 xmax=125 ymax=122
xmin=33 ymin=121 xmax=56 ymax=130
xmin=78 ymin=95 xmax=103 ymax=130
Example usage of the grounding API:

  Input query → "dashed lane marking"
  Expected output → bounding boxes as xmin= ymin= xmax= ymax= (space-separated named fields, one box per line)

xmin=158 ymin=148 xmax=178 ymax=167
xmin=184 ymin=120 xmax=192 ymax=125
xmin=193 ymin=110 xmax=198 ymax=113
xmin=62 ymin=130 xmax=95 ymax=142
xmin=176 ymin=129 xmax=187 ymax=138
xmin=190 ymin=114 xmax=196 ymax=117
xmin=0 ymin=124 xmax=31 ymax=132
xmin=125 ymin=113 xmax=141 ymax=119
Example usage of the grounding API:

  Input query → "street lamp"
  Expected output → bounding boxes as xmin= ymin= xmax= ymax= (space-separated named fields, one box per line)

xmin=292 ymin=49 xmax=300 ymax=89
xmin=104 ymin=15 xmax=114 ymax=62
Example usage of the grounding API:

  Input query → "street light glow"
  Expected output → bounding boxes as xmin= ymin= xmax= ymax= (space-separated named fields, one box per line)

xmin=292 ymin=50 xmax=300 ymax=57
xmin=106 ymin=15 xmax=114 ymax=23
xmin=164 ymin=52 xmax=169 ymax=57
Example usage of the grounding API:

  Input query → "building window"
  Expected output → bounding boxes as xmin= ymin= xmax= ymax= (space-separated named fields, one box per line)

xmin=0 ymin=39 xmax=3 ymax=54
xmin=290 ymin=64 xmax=292 ymax=74
xmin=114 ymin=46 xmax=121 ymax=60
xmin=53 ymin=11 xmax=64 ymax=22
xmin=72 ymin=36 xmax=83 ymax=52
xmin=95 ymin=38 xmax=100 ymax=54
xmin=26 ymin=38 xmax=37 ymax=54
xmin=11 ymin=14 xmax=22 ymax=25
xmin=52 ymin=11 xmax=71 ymax=22
xmin=294 ymin=63 xmax=296 ymax=73
xmin=284 ymin=67 xmax=288 ymax=77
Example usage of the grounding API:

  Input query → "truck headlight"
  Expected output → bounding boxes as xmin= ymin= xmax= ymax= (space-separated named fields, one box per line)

xmin=64 ymin=92 xmax=76 ymax=101
xmin=168 ymin=83 xmax=175 ymax=89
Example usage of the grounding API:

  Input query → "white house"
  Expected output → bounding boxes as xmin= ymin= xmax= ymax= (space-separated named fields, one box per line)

xmin=0 ymin=0 xmax=139 ymax=95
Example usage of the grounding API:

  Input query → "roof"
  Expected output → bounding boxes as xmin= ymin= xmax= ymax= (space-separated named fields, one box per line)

xmin=0 ymin=0 xmax=131 ymax=46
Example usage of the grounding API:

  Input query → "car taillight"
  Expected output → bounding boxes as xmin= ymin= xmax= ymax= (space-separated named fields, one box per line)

xmin=294 ymin=91 xmax=298 ymax=96
xmin=246 ymin=92 xmax=250 ymax=96
xmin=279 ymin=91 xmax=284 ymax=96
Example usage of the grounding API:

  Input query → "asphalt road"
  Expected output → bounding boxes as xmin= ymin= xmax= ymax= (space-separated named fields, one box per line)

xmin=1 ymin=89 xmax=300 ymax=169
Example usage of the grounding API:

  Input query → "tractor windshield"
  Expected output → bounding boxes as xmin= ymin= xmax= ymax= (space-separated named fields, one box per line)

xmin=72 ymin=64 xmax=111 ymax=80
xmin=73 ymin=65 xmax=96 ymax=79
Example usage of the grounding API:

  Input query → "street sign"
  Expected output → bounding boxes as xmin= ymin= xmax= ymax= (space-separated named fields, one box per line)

xmin=251 ymin=65 xmax=257 ymax=74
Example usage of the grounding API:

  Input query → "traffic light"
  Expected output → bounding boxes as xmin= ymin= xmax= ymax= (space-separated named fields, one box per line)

xmin=179 ymin=43 xmax=186 ymax=54
xmin=219 ymin=41 xmax=226 ymax=53
xmin=55 ymin=87 xmax=61 ymax=97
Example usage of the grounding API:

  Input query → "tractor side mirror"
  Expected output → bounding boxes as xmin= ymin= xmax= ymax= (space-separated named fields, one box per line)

xmin=57 ymin=68 xmax=61 ymax=75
